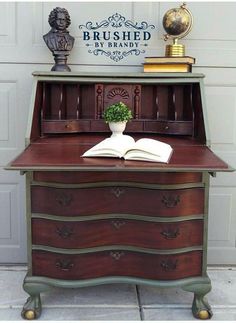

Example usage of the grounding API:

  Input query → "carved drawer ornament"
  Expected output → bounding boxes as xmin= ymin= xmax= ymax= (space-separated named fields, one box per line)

xmin=161 ymin=195 xmax=180 ymax=208
xmin=161 ymin=227 xmax=180 ymax=240
xmin=107 ymin=87 xmax=129 ymax=99
xmin=56 ymin=226 xmax=74 ymax=239
xmin=160 ymin=259 xmax=178 ymax=271
xmin=110 ymin=251 xmax=125 ymax=260
xmin=111 ymin=219 xmax=126 ymax=230
xmin=111 ymin=187 xmax=125 ymax=198
xmin=56 ymin=259 xmax=74 ymax=271
xmin=55 ymin=192 xmax=73 ymax=206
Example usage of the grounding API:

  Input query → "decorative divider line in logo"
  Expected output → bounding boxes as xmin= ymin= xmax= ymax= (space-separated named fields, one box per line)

xmin=79 ymin=13 xmax=156 ymax=62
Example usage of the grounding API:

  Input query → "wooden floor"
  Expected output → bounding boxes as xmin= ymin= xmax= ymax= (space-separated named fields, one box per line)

xmin=0 ymin=266 xmax=235 ymax=321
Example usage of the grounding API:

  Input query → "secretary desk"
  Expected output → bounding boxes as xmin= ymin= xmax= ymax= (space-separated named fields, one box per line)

xmin=7 ymin=72 xmax=231 ymax=320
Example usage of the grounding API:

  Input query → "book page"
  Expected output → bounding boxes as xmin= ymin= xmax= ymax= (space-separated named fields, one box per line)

xmin=124 ymin=150 xmax=171 ymax=163
xmin=82 ymin=135 xmax=135 ymax=158
xmin=130 ymin=138 xmax=172 ymax=155
xmin=124 ymin=138 xmax=173 ymax=163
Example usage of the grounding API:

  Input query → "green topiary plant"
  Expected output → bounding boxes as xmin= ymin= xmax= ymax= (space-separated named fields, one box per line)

xmin=103 ymin=102 xmax=133 ymax=123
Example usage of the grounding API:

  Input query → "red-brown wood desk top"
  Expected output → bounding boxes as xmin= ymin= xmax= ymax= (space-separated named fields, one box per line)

xmin=8 ymin=134 xmax=229 ymax=172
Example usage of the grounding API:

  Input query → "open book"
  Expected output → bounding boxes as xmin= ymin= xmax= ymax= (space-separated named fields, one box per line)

xmin=82 ymin=135 xmax=173 ymax=163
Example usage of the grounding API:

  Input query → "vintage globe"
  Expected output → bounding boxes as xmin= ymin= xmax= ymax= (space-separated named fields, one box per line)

xmin=162 ymin=3 xmax=193 ymax=56
xmin=163 ymin=4 xmax=192 ymax=39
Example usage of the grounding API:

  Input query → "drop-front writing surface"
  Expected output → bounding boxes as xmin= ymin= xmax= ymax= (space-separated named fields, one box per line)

xmin=9 ymin=133 xmax=228 ymax=171
xmin=7 ymin=72 xmax=232 ymax=320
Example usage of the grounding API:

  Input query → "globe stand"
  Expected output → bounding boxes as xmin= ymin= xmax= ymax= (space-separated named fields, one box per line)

xmin=165 ymin=39 xmax=185 ymax=57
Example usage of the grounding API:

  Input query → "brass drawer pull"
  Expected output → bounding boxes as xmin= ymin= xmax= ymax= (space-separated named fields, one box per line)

xmin=110 ymin=251 xmax=125 ymax=260
xmin=56 ymin=259 xmax=74 ymax=271
xmin=161 ymin=228 xmax=180 ymax=240
xmin=55 ymin=192 xmax=73 ymax=207
xmin=56 ymin=226 xmax=74 ymax=239
xmin=161 ymin=195 xmax=180 ymax=208
xmin=111 ymin=220 xmax=126 ymax=230
xmin=111 ymin=187 xmax=125 ymax=198
xmin=161 ymin=259 xmax=178 ymax=271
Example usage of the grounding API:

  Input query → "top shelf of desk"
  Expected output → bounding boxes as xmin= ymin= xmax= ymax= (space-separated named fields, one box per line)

xmin=29 ymin=73 xmax=206 ymax=144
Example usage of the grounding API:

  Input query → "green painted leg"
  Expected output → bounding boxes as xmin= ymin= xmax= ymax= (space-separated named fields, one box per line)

xmin=21 ymin=295 xmax=41 ymax=320
xmin=192 ymin=293 xmax=213 ymax=320
xmin=21 ymin=279 xmax=51 ymax=320
xmin=182 ymin=279 xmax=213 ymax=320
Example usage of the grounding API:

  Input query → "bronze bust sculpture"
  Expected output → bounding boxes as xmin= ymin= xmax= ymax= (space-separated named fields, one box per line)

xmin=43 ymin=7 xmax=75 ymax=71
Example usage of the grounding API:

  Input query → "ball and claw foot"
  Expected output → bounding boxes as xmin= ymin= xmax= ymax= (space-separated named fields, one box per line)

xmin=21 ymin=295 xmax=41 ymax=320
xmin=22 ymin=310 xmax=36 ymax=320
xmin=192 ymin=294 xmax=213 ymax=320
xmin=198 ymin=310 xmax=211 ymax=320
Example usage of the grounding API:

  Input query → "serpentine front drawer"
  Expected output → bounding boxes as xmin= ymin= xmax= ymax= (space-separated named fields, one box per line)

xmin=31 ymin=186 xmax=205 ymax=217
xmin=32 ymin=249 xmax=202 ymax=281
xmin=33 ymin=171 xmax=203 ymax=185
xmin=32 ymin=218 xmax=204 ymax=249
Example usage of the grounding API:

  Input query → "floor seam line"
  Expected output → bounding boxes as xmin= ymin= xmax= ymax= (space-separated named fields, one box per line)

xmin=136 ymin=285 xmax=145 ymax=321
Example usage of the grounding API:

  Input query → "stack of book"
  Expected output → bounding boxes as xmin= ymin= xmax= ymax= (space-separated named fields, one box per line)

xmin=143 ymin=56 xmax=195 ymax=73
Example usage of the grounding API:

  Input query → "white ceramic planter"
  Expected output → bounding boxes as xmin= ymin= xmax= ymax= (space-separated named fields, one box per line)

xmin=108 ymin=122 xmax=127 ymax=137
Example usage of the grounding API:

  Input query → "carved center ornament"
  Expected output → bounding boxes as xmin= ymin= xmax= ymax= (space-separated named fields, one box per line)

xmin=107 ymin=88 xmax=129 ymax=100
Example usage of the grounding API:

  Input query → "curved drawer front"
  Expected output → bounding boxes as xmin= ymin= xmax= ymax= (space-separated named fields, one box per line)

xmin=33 ymin=171 xmax=202 ymax=185
xmin=32 ymin=218 xmax=203 ymax=249
xmin=31 ymin=186 xmax=204 ymax=217
xmin=32 ymin=250 xmax=202 ymax=281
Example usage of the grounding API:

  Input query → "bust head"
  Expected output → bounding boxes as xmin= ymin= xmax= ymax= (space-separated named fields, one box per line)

xmin=44 ymin=7 xmax=74 ymax=71
xmin=48 ymin=7 xmax=71 ymax=31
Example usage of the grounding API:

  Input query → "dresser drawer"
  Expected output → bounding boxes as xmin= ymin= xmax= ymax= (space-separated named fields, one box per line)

xmin=32 ymin=250 xmax=202 ymax=281
xmin=31 ymin=186 xmax=204 ymax=217
xmin=33 ymin=171 xmax=202 ymax=185
xmin=32 ymin=218 xmax=203 ymax=249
